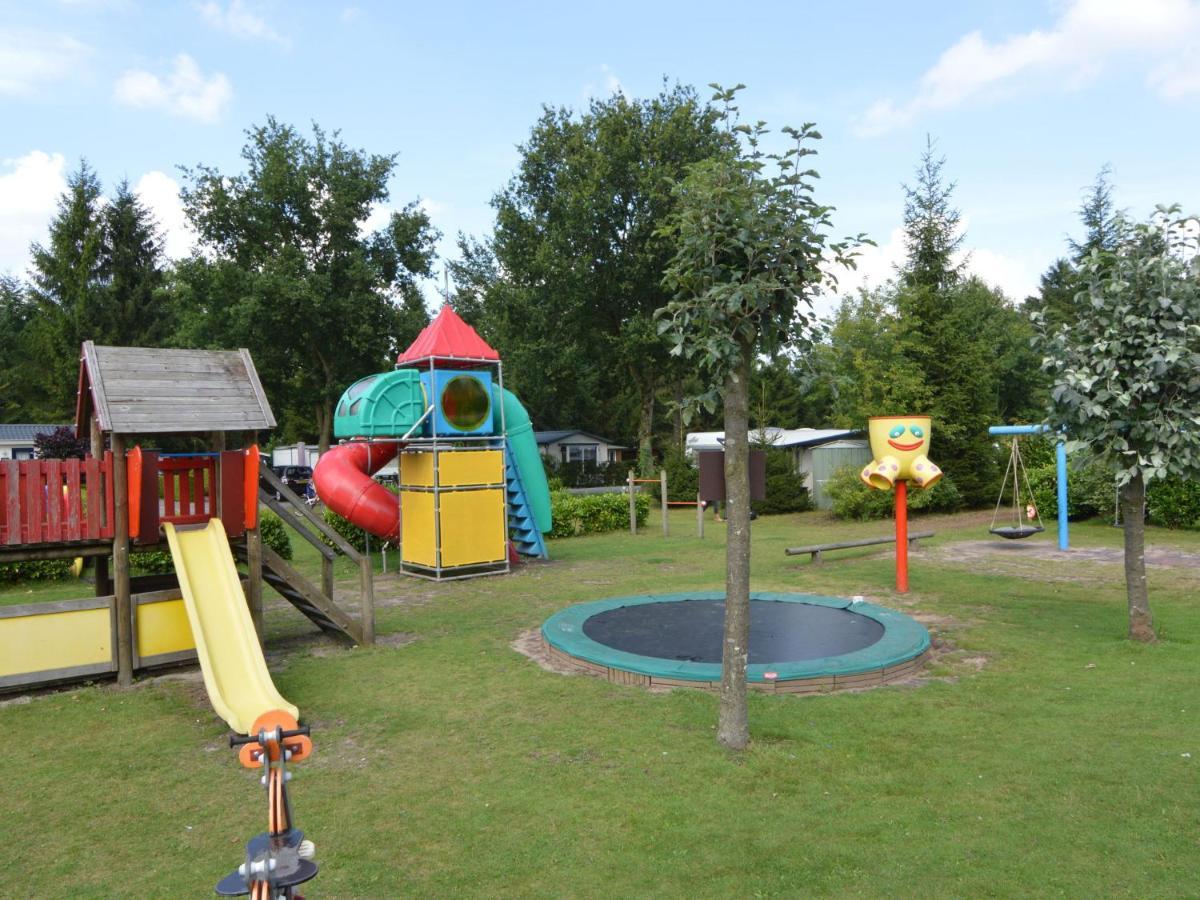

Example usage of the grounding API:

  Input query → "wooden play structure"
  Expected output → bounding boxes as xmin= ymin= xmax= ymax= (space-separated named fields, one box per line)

xmin=0 ymin=342 xmax=375 ymax=692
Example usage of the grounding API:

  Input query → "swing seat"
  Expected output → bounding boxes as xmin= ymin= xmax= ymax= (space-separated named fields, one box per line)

xmin=989 ymin=525 xmax=1045 ymax=540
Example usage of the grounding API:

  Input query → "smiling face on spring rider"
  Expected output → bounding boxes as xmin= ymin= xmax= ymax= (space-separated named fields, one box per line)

xmin=861 ymin=415 xmax=942 ymax=490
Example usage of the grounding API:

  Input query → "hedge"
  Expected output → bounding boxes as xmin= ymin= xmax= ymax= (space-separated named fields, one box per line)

xmin=550 ymin=491 xmax=649 ymax=538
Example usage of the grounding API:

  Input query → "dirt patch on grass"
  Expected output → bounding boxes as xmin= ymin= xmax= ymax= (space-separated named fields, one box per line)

xmin=935 ymin=539 xmax=1200 ymax=570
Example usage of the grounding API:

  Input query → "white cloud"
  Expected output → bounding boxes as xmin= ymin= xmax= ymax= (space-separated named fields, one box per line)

xmin=824 ymin=224 xmax=1040 ymax=317
xmin=0 ymin=151 xmax=69 ymax=275
xmin=133 ymin=171 xmax=195 ymax=260
xmin=856 ymin=0 xmax=1200 ymax=136
xmin=0 ymin=30 xmax=89 ymax=96
xmin=582 ymin=64 xmax=623 ymax=101
xmin=113 ymin=55 xmax=233 ymax=124
xmin=197 ymin=0 xmax=287 ymax=44
xmin=340 ymin=6 xmax=362 ymax=23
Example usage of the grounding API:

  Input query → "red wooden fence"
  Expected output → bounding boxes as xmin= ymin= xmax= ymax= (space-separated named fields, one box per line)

xmin=158 ymin=456 xmax=218 ymax=527
xmin=0 ymin=453 xmax=115 ymax=545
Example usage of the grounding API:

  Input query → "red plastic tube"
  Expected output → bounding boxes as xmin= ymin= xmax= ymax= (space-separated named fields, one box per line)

xmin=312 ymin=442 xmax=401 ymax=543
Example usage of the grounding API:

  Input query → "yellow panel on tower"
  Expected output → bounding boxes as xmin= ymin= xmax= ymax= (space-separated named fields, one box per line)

xmin=401 ymin=490 xmax=437 ymax=567
xmin=439 ymin=488 xmax=507 ymax=567
xmin=399 ymin=449 xmax=504 ymax=488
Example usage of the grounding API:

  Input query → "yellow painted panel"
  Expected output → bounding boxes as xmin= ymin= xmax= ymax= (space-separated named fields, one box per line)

xmin=136 ymin=598 xmax=195 ymax=658
xmin=399 ymin=452 xmax=435 ymax=487
xmin=400 ymin=450 xmax=504 ymax=487
xmin=401 ymin=490 xmax=437 ymax=566
xmin=440 ymin=488 xmax=506 ymax=567
xmin=437 ymin=450 xmax=503 ymax=487
xmin=0 ymin=607 xmax=111 ymax=677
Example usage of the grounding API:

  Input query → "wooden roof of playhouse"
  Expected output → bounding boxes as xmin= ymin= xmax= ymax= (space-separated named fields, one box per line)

xmin=75 ymin=341 xmax=276 ymax=436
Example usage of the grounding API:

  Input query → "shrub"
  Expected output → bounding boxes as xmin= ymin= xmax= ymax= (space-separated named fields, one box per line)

xmin=1025 ymin=459 xmax=1114 ymax=522
xmin=322 ymin=506 xmax=371 ymax=553
xmin=549 ymin=491 xmax=649 ymax=538
xmin=0 ymin=558 xmax=72 ymax=584
xmin=752 ymin=448 xmax=812 ymax=516
xmin=826 ymin=464 xmax=963 ymax=521
xmin=258 ymin=509 xmax=293 ymax=560
xmin=651 ymin=448 xmax=700 ymax=503
xmin=1147 ymin=479 xmax=1200 ymax=529
xmin=131 ymin=550 xmax=174 ymax=575
xmin=34 ymin=425 xmax=86 ymax=460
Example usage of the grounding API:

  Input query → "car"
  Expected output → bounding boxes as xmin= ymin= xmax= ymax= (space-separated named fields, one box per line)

xmin=271 ymin=465 xmax=313 ymax=501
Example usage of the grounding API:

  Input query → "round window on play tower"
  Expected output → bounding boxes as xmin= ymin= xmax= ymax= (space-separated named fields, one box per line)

xmin=440 ymin=375 xmax=490 ymax=432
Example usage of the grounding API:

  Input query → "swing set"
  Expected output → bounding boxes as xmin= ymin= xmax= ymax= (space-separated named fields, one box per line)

xmin=987 ymin=424 xmax=1069 ymax=550
xmin=989 ymin=435 xmax=1045 ymax=539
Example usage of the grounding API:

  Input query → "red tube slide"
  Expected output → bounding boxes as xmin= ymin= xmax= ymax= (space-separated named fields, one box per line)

xmin=312 ymin=442 xmax=401 ymax=543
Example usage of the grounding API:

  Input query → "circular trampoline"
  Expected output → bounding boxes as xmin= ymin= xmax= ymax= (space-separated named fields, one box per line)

xmin=541 ymin=592 xmax=930 ymax=694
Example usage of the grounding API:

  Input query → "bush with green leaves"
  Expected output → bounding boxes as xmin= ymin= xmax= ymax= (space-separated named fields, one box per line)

xmin=0 ymin=558 xmax=72 ymax=584
xmin=651 ymin=448 xmax=700 ymax=503
xmin=258 ymin=509 xmax=293 ymax=560
xmin=1146 ymin=479 xmax=1200 ymax=529
xmin=826 ymin=464 xmax=963 ymax=521
xmin=549 ymin=491 xmax=649 ymax=538
xmin=1024 ymin=458 xmax=1114 ymax=522
xmin=322 ymin=506 xmax=371 ymax=553
xmin=752 ymin=448 xmax=812 ymax=516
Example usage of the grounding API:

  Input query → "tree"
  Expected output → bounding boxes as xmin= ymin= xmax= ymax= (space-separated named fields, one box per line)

xmin=34 ymin=426 xmax=86 ymax=460
xmin=658 ymin=85 xmax=861 ymax=750
xmin=27 ymin=161 xmax=107 ymax=414
xmin=178 ymin=119 xmax=438 ymax=450
xmin=1035 ymin=206 xmax=1200 ymax=642
xmin=0 ymin=276 xmax=38 ymax=423
xmin=901 ymin=136 xmax=966 ymax=293
xmin=1028 ymin=168 xmax=1126 ymax=329
xmin=469 ymin=85 xmax=726 ymax=466
xmin=25 ymin=163 xmax=171 ymax=418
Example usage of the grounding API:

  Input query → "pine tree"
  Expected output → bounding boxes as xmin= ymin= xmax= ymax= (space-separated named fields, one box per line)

xmin=900 ymin=135 xmax=967 ymax=293
xmin=99 ymin=180 xmax=169 ymax=345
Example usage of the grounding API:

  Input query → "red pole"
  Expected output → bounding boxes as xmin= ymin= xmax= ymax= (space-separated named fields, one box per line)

xmin=895 ymin=479 xmax=909 ymax=593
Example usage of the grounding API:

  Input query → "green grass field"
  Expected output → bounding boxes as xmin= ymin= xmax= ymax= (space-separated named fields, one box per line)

xmin=2 ymin=508 xmax=1198 ymax=897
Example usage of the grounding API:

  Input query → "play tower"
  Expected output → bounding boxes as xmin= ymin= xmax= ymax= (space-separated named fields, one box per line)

xmin=314 ymin=305 xmax=553 ymax=580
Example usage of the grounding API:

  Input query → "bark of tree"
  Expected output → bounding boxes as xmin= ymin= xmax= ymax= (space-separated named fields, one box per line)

xmin=672 ymin=379 xmax=685 ymax=452
xmin=1121 ymin=471 xmax=1156 ymax=642
xmin=316 ymin=399 xmax=333 ymax=455
xmin=717 ymin=341 xmax=753 ymax=751
xmin=636 ymin=380 xmax=656 ymax=475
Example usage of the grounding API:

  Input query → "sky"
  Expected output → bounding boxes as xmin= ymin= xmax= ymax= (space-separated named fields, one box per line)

xmin=2 ymin=0 xmax=1199 ymax=318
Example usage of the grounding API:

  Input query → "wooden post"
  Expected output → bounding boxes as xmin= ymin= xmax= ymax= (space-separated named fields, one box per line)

xmin=895 ymin=479 xmax=909 ymax=593
xmin=210 ymin=431 xmax=225 ymax=520
xmin=660 ymin=468 xmax=669 ymax=536
xmin=697 ymin=492 xmax=704 ymax=538
xmin=627 ymin=469 xmax=636 ymax=535
xmin=111 ymin=433 xmax=133 ymax=687
xmin=358 ymin=556 xmax=375 ymax=645
xmin=245 ymin=527 xmax=264 ymax=640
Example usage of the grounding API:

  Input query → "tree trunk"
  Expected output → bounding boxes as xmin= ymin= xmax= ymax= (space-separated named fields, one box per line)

xmin=637 ymin=380 xmax=656 ymax=476
xmin=1120 ymin=471 xmax=1155 ymax=642
xmin=717 ymin=343 xmax=753 ymax=751
xmin=316 ymin=399 xmax=333 ymax=455
xmin=673 ymin=379 xmax=685 ymax=453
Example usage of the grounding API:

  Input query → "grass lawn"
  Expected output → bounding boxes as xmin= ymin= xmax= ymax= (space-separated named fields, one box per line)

xmin=2 ymin=507 xmax=1199 ymax=897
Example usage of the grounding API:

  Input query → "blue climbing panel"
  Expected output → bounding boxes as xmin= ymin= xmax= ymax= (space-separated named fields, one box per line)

xmin=505 ymin=450 xmax=548 ymax=559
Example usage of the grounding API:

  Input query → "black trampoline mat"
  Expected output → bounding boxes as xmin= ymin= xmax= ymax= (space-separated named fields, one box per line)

xmin=581 ymin=599 xmax=885 ymax=664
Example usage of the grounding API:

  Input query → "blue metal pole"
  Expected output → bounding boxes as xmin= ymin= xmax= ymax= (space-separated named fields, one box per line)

xmin=988 ymin=424 xmax=1049 ymax=436
xmin=1055 ymin=438 xmax=1068 ymax=550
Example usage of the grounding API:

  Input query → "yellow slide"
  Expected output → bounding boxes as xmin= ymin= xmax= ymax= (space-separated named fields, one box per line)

xmin=164 ymin=519 xmax=298 ymax=734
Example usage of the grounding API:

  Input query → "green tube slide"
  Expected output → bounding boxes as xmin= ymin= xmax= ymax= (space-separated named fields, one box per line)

xmin=493 ymin=386 xmax=553 ymax=534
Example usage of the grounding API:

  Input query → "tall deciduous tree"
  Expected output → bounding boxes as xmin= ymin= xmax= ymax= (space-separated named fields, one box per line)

xmin=178 ymin=119 xmax=438 ymax=450
xmin=1036 ymin=206 xmax=1200 ymax=642
xmin=658 ymin=85 xmax=861 ymax=750
xmin=466 ymin=85 xmax=726 ymax=466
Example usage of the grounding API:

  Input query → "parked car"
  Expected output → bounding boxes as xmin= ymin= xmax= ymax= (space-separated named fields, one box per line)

xmin=271 ymin=465 xmax=313 ymax=501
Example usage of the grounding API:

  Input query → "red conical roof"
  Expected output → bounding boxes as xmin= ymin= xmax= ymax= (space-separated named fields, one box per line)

xmin=396 ymin=304 xmax=499 ymax=367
